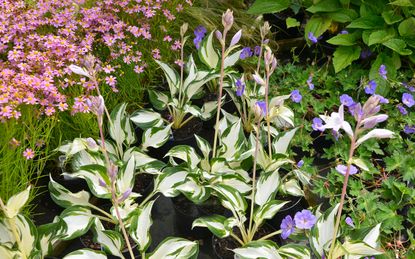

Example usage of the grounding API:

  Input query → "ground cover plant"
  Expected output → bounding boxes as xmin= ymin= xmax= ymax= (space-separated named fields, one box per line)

xmin=0 ymin=0 xmax=414 ymax=258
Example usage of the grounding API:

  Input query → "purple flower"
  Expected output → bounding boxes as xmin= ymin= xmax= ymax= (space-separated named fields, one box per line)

xmin=280 ymin=215 xmax=295 ymax=239
xmin=255 ymin=101 xmax=267 ymax=116
xmin=339 ymin=30 xmax=348 ymax=34
xmin=312 ymin=118 xmax=324 ymax=132
xmin=240 ymin=47 xmax=253 ymax=59
xmin=340 ymin=94 xmax=354 ymax=107
xmin=345 ymin=216 xmax=355 ymax=227
xmin=307 ymin=75 xmax=314 ymax=90
xmin=297 ymin=160 xmax=304 ymax=168
xmin=193 ymin=37 xmax=202 ymax=49
xmin=360 ymin=49 xmax=372 ymax=59
xmin=404 ymin=125 xmax=415 ymax=134
xmin=397 ymin=104 xmax=408 ymax=115
xmin=365 ymin=80 xmax=377 ymax=95
xmin=379 ymin=64 xmax=387 ymax=79
xmin=308 ymin=32 xmax=318 ymax=44
xmin=294 ymin=210 xmax=317 ymax=229
xmin=235 ymin=79 xmax=245 ymax=97
xmin=290 ymin=89 xmax=302 ymax=103
xmin=335 ymin=164 xmax=358 ymax=176
xmin=402 ymin=93 xmax=415 ymax=107
xmin=332 ymin=130 xmax=341 ymax=141
xmin=194 ymin=25 xmax=207 ymax=38
xmin=254 ymin=45 xmax=261 ymax=56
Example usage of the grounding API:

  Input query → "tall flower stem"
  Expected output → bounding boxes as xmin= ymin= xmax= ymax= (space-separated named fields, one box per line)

xmin=264 ymin=71 xmax=272 ymax=157
xmin=212 ymin=34 xmax=227 ymax=158
xmin=327 ymin=132 xmax=357 ymax=259
xmin=248 ymin=119 xmax=261 ymax=236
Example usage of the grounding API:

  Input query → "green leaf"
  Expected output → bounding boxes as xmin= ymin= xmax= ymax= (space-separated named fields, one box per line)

xmin=193 ymin=215 xmax=230 ymax=238
xmin=59 ymin=206 xmax=94 ymax=240
xmin=148 ymin=90 xmax=169 ymax=110
xmin=166 ymin=145 xmax=201 ymax=169
xmin=142 ymin=124 xmax=172 ymax=150
xmin=382 ymin=38 xmax=412 ymax=55
xmin=382 ymin=10 xmax=403 ymax=25
xmin=130 ymin=200 xmax=155 ymax=252
xmin=286 ymin=17 xmax=300 ymax=28
xmin=398 ymin=17 xmax=415 ymax=37
xmin=130 ymin=109 xmax=162 ymax=130
xmin=347 ymin=15 xmax=384 ymax=29
xmin=332 ymin=45 xmax=361 ymax=73
xmin=154 ymin=60 xmax=179 ymax=96
xmin=330 ymin=9 xmax=359 ymax=23
xmin=49 ymin=176 xmax=91 ymax=208
xmin=307 ymin=0 xmax=341 ymax=13
xmin=148 ymin=237 xmax=199 ymax=259
xmin=198 ymin=31 xmax=219 ymax=69
xmin=63 ymin=249 xmax=106 ymax=259
xmin=327 ymin=31 xmax=361 ymax=46
xmin=389 ymin=0 xmax=414 ymax=6
xmin=247 ymin=0 xmax=291 ymax=14
xmin=368 ymin=29 xmax=396 ymax=46
xmin=233 ymin=240 xmax=281 ymax=258
xmin=305 ymin=15 xmax=332 ymax=42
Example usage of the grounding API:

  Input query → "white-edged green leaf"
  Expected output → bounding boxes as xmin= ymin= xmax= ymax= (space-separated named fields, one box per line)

xmin=310 ymin=204 xmax=340 ymax=256
xmin=200 ymin=100 xmax=218 ymax=120
xmin=131 ymin=109 xmax=163 ymax=129
xmin=233 ymin=240 xmax=282 ymax=259
xmin=49 ymin=175 xmax=91 ymax=208
xmin=130 ymin=200 xmax=155 ymax=252
xmin=293 ymin=169 xmax=311 ymax=185
xmin=273 ymin=128 xmax=298 ymax=154
xmin=254 ymin=200 xmax=289 ymax=226
xmin=192 ymin=215 xmax=230 ymax=238
xmin=95 ymin=228 xmax=124 ymax=258
xmin=142 ymin=124 xmax=172 ymax=150
xmin=212 ymin=184 xmax=247 ymax=213
xmin=148 ymin=237 xmax=199 ymax=259
xmin=155 ymin=168 xmax=188 ymax=197
xmin=224 ymin=50 xmax=243 ymax=68
xmin=59 ymin=206 xmax=94 ymax=240
xmin=195 ymin=135 xmax=211 ymax=159
xmin=278 ymin=244 xmax=311 ymax=259
xmin=154 ymin=60 xmax=179 ymax=96
xmin=108 ymin=103 xmax=128 ymax=149
xmin=4 ymin=186 xmax=31 ymax=218
xmin=176 ymin=176 xmax=210 ymax=203
xmin=14 ymin=214 xmax=37 ymax=257
xmin=255 ymin=170 xmax=280 ymax=206
xmin=270 ymin=105 xmax=294 ymax=128
xmin=0 ymin=245 xmax=19 ymax=258
xmin=343 ymin=241 xmax=383 ymax=257
xmin=281 ymin=179 xmax=304 ymax=197
xmin=63 ymin=249 xmax=107 ymax=259
xmin=219 ymin=119 xmax=246 ymax=161
xmin=199 ymin=31 xmax=219 ymax=69
xmin=70 ymin=165 xmax=111 ymax=198
xmin=148 ymin=89 xmax=169 ymax=110
xmin=185 ymin=70 xmax=219 ymax=100
xmin=117 ymin=156 xmax=136 ymax=194
xmin=351 ymin=157 xmax=369 ymax=171
xmin=166 ymin=145 xmax=201 ymax=169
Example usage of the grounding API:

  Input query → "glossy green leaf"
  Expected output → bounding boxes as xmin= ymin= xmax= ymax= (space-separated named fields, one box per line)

xmin=332 ymin=45 xmax=361 ymax=73
xmin=247 ymin=0 xmax=290 ymax=14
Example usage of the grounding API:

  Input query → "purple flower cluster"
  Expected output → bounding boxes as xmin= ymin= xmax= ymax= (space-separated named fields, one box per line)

xmin=404 ymin=125 xmax=415 ymax=134
xmin=193 ymin=25 xmax=207 ymax=49
xmin=379 ymin=64 xmax=387 ymax=79
xmin=235 ymin=79 xmax=245 ymax=97
xmin=290 ymin=89 xmax=302 ymax=103
xmin=280 ymin=210 xmax=316 ymax=239
xmin=240 ymin=47 xmax=253 ymax=59
xmin=364 ymin=80 xmax=377 ymax=95
xmin=308 ymin=32 xmax=318 ymax=44
xmin=307 ymin=75 xmax=314 ymax=90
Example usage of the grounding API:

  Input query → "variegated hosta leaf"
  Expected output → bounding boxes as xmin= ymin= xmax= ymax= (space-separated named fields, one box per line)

xmin=0 ymin=220 xmax=14 ymax=247
xmin=219 ymin=119 xmax=246 ymax=161
xmin=269 ymin=95 xmax=291 ymax=107
xmin=255 ymin=170 xmax=281 ymax=206
xmin=0 ymin=245 xmax=19 ymax=258
xmin=71 ymin=165 xmax=111 ymax=199
xmin=95 ymin=228 xmax=124 ymax=258
xmin=278 ymin=244 xmax=311 ymax=259
xmin=166 ymin=145 xmax=201 ymax=169
xmin=219 ymin=174 xmax=251 ymax=195
xmin=293 ymin=169 xmax=311 ymax=185
xmin=218 ymin=110 xmax=240 ymax=136
xmin=185 ymin=70 xmax=220 ymax=101
xmin=270 ymin=105 xmax=294 ymax=128
xmin=9 ymin=215 xmax=38 ymax=257
xmin=200 ymin=100 xmax=217 ymax=120
xmin=310 ymin=204 xmax=340 ymax=256
xmin=343 ymin=241 xmax=383 ymax=259
xmin=57 ymin=138 xmax=89 ymax=157
xmin=176 ymin=176 xmax=210 ymax=204
xmin=49 ymin=175 xmax=91 ymax=208
xmin=184 ymin=105 xmax=202 ymax=117
xmin=71 ymin=150 xmax=105 ymax=172
xmin=273 ymin=127 xmax=298 ymax=155
xmin=195 ymin=135 xmax=211 ymax=159
xmin=3 ymin=186 xmax=31 ymax=218
xmin=192 ymin=215 xmax=230 ymax=238
xmin=265 ymin=158 xmax=294 ymax=174
xmin=116 ymin=156 xmax=136 ymax=195
xmin=148 ymin=89 xmax=169 ymax=110
xmin=233 ymin=240 xmax=282 ymax=259
xmin=130 ymin=109 xmax=163 ymax=130
xmin=155 ymin=167 xmax=188 ymax=197
xmin=130 ymin=200 xmax=155 ymax=252
xmin=198 ymin=31 xmax=219 ymax=69
xmin=254 ymin=200 xmax=289 ymax=226
xmin=148 ymin=237 xmax=199 ymax=259
xmin=125 ymin=148 xmax=165 ymax=174
xmin=58 ymin=206 xmax=94 ymax=240
xmin=224 ymin=49 xmax=243 ymax=68
xmin=249 ymin=134 xmax=271 ymax=170
xmin=38 ymin=221 xmax=64 ymax=257
xmin=212 ymin=184 xmax=247 ymax=214
xmin=63 ymin=249 xmax=107 ymax=259
xmin=142 ymin=124 xmax=172 ymax=150
xmin=109 ymin=103 xmax=133 ymax=149
xmin=154 ymin=60 xmax=179 ymax=96
xmin=281 ymin=179 xmax=304 ymax=197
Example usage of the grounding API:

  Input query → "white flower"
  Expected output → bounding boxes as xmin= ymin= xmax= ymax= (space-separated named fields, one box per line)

xmin=319 ymin=104 xmax=354 ymax=138
xmin=69 ymin=64 xmax=91 ymax=78
xmin=356 ymin=129 xmax=394 ymax=146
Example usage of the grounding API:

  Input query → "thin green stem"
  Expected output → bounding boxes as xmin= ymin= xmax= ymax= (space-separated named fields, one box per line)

xmin=259 ymin=230 xmax=282 ymax=241
xmin=231 ymin=232 xmax=245 ymax=246
xmin=140 ymin=192 xmax=157 ymax=207
xmin=179 ymin=115 xmax=195 ymax=128
xmin=248 ymin=120 xmax=261 ymax=235
xmin=89 ymin=204 xmax=115 ymax=221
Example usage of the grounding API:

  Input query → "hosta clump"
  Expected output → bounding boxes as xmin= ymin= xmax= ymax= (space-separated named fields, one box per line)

xmin=50 ymin=97 xmax=199 ymax=258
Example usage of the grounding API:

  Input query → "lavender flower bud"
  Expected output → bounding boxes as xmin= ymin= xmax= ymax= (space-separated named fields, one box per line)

xmin=86 ymin=137 xmax=99 ymax=150
xmin=270 ymin=57 xmax=277 ymax=73
xmin=118 ymin=188 xmax=132 ymax=203
xmin=362 ymin=95 xmax=380 ymax=118
xmin=361 ymin=114 xmax=388 ymax=129
xmin=108 ymin=163 xmax=118 ymax=181
xmin=68 ymin=64 xmax=91 ymax=78
xmin=252 ymin=73 xmax=266 ymax=86
xmin=89 ymin=95 xmax=105 ymax=116
xmin=215 ymin=30 xmax=223 ymax=41
xmin=99 ymin=178 xmax=107 ymax=188
xmin=222 ymin=9 xmax=234 ymax=32
xmin=229 ymin=30 xmax=242 ymax=47
xmin=254 ymin=101 xmax=267 ymax=121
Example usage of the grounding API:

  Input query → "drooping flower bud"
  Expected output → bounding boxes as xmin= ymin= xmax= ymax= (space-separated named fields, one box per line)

xmin=260 ymin=21 xmax=271 ymax=39
xmin=361 ymin=114 xmax=388 ymax=129
xmin=180 ymin=23 xmax=188 ymax=37
xmin=362 ymin=95 xmax=380 ymax=119
xmin=222 ymin=9 xmax=234 ymax=32
xmin=69 ymin=64 xmax=91 ymax=78
xmin=118 ymin=188 xmax=132 ymax=203
xmin=88 ymin=95 xmax=105 ymax=117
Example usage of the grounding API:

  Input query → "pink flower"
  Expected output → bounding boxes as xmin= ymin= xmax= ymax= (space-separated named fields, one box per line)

xmin=105 ymin=76 xmax=117 ymax=87
xmin=23 ymin=148 xmax=35 ymax=160
xmin=152 ymin=49 xmax=161 ymax=59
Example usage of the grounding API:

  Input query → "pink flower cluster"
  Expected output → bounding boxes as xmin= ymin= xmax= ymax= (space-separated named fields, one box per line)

xmin=0 ymin=0 xmax=190 ymax=120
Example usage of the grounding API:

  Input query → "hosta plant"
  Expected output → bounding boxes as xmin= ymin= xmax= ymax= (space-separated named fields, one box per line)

xmin=50 ymin=96 xmax=198 ymax=258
